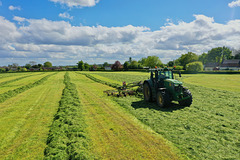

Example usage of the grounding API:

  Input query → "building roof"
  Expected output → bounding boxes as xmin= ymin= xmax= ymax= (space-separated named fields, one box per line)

xmin=204 ymin=62 xmax=219 ymax=67
xmin=221 ymin=59 xmax=240 ymax=67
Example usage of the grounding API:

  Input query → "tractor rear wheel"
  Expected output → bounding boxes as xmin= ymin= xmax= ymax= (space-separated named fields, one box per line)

xmin=156 ymin=91 xmax=171 ymax=107
xmin=179 ymin=89 xmax=192 ymax=106
xmin=143 ymin=83 xmax=152 ymax=102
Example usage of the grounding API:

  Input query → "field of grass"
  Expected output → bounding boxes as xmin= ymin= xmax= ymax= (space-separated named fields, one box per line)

xmin=71 ymin=72 xmax=183 ymax=159
xmin=87 ymin=72 xmax=240 ymax=160
xmin=182 ymin=74 xmax=240 ymax=92
xmin=0 ymin=71 xmax=239 ymax=159
xmin=0 ymin=72 xmax=65 ymax=159
xmin=0 ymin=72 xmax=50 ymax=94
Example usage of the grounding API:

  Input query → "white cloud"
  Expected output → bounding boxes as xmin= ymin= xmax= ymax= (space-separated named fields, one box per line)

xmin=9 ymin=5 xmax=21 ymax=11
xmin=0 ymin=1 xmax=2 ymax=6
xmin=50 ymin=0 xmax=100 ymax=7
xmin=59 ymin=12 xmax=73 ymax=20
xmin=228 ymin=0 xmax=240 ymax=8
xmin=13 ymin=16 xmax=26 ymax=22
xmin=0 ymin=15 xmax=240 ymax=66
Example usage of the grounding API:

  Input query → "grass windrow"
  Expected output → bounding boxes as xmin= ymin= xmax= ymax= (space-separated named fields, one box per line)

xmin=44 ymin=72 xmax=94 ymax=159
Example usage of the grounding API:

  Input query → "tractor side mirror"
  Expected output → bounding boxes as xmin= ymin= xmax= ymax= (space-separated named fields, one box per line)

xmin=179 ymin=71 xmax=182 ymax=77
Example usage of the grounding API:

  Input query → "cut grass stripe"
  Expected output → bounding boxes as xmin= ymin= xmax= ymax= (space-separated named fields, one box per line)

xmin=0 ymin=73 xmax=44 ymax=86
xmin=0 ymin=73 xmax=55 ymax=103
xmin=44 ymin=72 xmax=94 ymax=160
xmin=81 ymin=73 xmax=121 ymax=88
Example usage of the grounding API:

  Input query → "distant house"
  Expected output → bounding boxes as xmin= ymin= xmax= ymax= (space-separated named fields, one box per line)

xmin=29 ymin=68 xmax=40 ymax=71
xmin=204 ymin=63 xmax=219 ymax=71
xmin=220 ymin=59 xmax=240 ymax=71
xmin=104 ymin=66 xmax=112 ymax=71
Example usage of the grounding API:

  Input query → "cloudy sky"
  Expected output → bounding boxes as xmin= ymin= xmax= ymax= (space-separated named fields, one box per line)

xmin=0 ymin=0 xmax=240 ymax=66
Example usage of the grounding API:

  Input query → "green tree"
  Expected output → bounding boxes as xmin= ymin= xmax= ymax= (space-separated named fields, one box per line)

xmin=44 ymin=61 xmax=52 ymax=68
xmin=25 ymin=64 xmax=31 ymax=69
xmin=207 ymin=47 xmax=232 ymax=63
xmin=0 ymin=68 xmax=6 ymax=72
xmin=17 ymin=66 xmax=21 ymax=71
xmin=129 ymin=57 xmax=132 ymax=63
xmin=21 ymin=68 xmax=27 ymax=72
xmin=103 ymin=62 xmax=109 ymax=67
xmin=186 ymin=61 xmax=203 ymax=72
xmin=123 ymin=61 xmax=129 ymax=70
xmin=84 ymin=62 xmax=89 ymax=70
xmin=138 ymin=57 xmax=147 ymax=65
xmin=167 ymin=61 xmax=174 ymax=67
xmin=144 ymin=56 xmax=163 ymax=68
xmin=38 ymin=64 xmax=43 ymax=68
xmin=177 ymin=52 xmax=198 ymax=69
xmin=129 ymin=60 xmax=138 ymax=69
xmin=199 ymin=53 xmax=208 ymax=64
xmin=77 ymin=60 xmax=84 ymax=71
xmin=138 ymin=64 xmax=143 ymax=69
xmin=234 ymin=50 xmax=240 ymax=59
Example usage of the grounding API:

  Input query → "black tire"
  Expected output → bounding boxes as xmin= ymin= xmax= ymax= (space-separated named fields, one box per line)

xmin=156 ymin=91 xmax=171 ymax=107
xmin=179 ymin=89 xmax=192 ymax=106
xmin=143 ymin=82 xmax=152 ymax=102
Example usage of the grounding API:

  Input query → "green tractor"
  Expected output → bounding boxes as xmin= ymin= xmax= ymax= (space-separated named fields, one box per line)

xmin=143 ymin=68 xmax=192 ymax=107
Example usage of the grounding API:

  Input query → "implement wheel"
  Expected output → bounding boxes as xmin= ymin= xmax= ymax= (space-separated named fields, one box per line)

xmin=143 ymin=83 xmax=152 ymax=102
xmin=156 ymin=91 xmax=170 ymax=107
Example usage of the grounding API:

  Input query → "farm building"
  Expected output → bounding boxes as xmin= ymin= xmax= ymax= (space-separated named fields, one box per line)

xmin=204 ymin=63 xmax=219 ymax=71
xmin=104 ymin=66 xmax=112 ymax=70
xmin=220 ymin=59 xmax=240 ymax=71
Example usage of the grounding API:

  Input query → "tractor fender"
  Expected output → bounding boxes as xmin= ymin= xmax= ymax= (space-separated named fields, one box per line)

xmin=143 ymin=80 xmax=153 ymax=87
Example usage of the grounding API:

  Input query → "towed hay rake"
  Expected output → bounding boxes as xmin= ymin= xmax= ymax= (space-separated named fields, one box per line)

xmin=104 ymin=81 xmax=143 ymax=97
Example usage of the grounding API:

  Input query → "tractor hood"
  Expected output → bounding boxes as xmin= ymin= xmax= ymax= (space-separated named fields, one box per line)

xmin=164 ymin=79 xmax=183 ymax=86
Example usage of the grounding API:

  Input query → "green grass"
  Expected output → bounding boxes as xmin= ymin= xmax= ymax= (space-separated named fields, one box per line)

xmin=84 ymin=71 xmax=240 ymax=160
xmin=0 ymin=72 xmax=65 ymax=159
xmin=0 ymin=72 xmax=52 ymax=94
xmin=182 ymin=74 xmax=240 ymax=92
xmin=72 ymin=72 xmax=184 ymax=160
xmin=0 ymin=73 xmax=56 ymax=103
xmin=87 ymin=71 xmax=149 ymax=83
xmin=0 ymin=72 xmax=37 ymax=84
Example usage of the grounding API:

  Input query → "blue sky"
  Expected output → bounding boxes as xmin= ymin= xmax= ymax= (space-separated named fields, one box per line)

xmin=0 ymin=0 xmax=240 ymax=66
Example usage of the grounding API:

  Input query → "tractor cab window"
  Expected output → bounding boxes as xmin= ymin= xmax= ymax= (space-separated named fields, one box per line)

xmin=164 ymin=71 xmax=173 ymax=79
xmin=158 ymin=71 xmax=165 ymax=79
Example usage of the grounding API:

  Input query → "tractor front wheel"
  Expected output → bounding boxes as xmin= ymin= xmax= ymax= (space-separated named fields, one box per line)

xmin=156 ymin=91 xmax=171 ymax=107
xmin=143 ymin=83 xmax=152 ymax=102
xmin=179 ymin=89 xmax=192 ymax=106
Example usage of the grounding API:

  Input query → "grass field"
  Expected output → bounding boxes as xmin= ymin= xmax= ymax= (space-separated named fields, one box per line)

xmin=87 ymin=72 xmax=240 ymax=160
xmin=0 ymin=72 xmax=65 ymax=159
xmin=0 ymin=71 xmax=239 ymax=159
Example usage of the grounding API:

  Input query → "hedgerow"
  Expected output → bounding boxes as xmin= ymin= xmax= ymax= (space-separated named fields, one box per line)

xmin=44 ymin=72 xmax=94 ymax=160
xmin=0 ymin=73 xmax=55 ymax=103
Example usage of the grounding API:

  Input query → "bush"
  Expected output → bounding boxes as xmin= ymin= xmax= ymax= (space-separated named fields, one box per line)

xmin=186 ymin=61 xmax=203 ymax=72
xmin=174 ymin=66 xmax=184 ymax=70
xmin=21 ymin=68 xmax=28 ymax=72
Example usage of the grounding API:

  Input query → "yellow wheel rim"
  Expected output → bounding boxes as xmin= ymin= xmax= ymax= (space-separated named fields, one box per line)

xmin=158 ymin=94 xmax=163 ymax=104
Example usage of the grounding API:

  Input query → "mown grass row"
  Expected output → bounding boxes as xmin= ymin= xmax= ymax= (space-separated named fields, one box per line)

xmin=0 ymin=73 xmax=55 ymax=103
xmin=44 ymin=72 xmax=94 ymax=160
xmin=81 ymin=73 xmax=121 ymax=89
xmin=0 ymin=73 xmax=43 ymax=86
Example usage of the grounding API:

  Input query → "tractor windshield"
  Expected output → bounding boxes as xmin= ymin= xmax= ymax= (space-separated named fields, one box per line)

xmin=164 ymin=71 xmax=173 ymax=79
